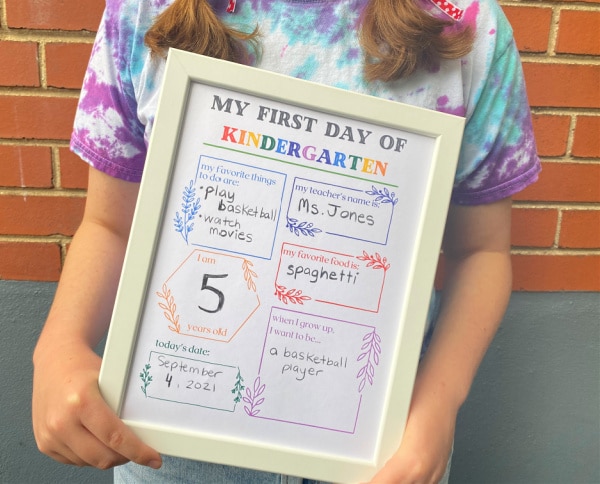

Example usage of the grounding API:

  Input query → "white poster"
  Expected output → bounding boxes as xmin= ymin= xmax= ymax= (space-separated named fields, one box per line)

xmin=99 ymin=50 xmax=463 ymax=483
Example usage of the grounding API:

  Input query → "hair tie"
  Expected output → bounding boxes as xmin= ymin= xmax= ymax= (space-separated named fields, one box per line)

xmin=226 ymin=0 xmax=236 ymax=13
xmin=429 ymin=0 xmax=464 ymax=21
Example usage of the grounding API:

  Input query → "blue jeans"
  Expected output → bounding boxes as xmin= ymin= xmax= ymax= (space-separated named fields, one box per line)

xmin=114 ymin=452 xmax=452 ymax=483
xmin=115 ymin=457 xmax=307 ymax=483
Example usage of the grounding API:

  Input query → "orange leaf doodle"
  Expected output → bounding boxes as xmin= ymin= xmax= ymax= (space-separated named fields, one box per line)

xmin=242 ymin=259 xmax=258 ymax=292
xmin=156 ymin=283 xmax=181 ymax=333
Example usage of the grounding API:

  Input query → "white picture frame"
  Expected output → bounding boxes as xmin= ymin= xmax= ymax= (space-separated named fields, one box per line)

xmin=99 ymin=49 xmax=464 ymax=483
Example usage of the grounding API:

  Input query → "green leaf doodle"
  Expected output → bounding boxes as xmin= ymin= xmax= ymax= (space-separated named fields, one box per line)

xmin=140 ymin=363 xmax=153 ymax=397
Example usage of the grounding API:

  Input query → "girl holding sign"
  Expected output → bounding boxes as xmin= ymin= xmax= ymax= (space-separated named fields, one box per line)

xmin=32 ymin=0 xmax=540 ymax=482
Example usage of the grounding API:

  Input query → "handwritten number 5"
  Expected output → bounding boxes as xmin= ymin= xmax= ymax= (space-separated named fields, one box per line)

xmin=198 ymin=273 xmax=228 ymax=313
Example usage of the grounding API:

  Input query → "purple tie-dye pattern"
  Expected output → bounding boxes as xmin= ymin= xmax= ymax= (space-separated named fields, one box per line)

xmin=450 ymin=12 xmax=540 ymax=204
xmin=71 ymin=0 xmax=539 ymax=202
xmin=436 ymin=95 xmax=466 ymax=117
xmin=427 ymin=2 xmax=475 ymax=90
xmin=347 ymin=47 xmax=360 ymax=61
xmin=71 ymin=73 xmax=146 ymax=181
xmin=70 ymin=2 xmax=148 ymax=181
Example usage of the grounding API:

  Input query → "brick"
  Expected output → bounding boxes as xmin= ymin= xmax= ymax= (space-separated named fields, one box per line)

xmin=59 ymin=148 xmax=89 ymax=189
xmin=0 ymin=96 xmax=78 ymax=140
xmin=46 ymin=43 xmax=93 ymax=89
xmin=511 ymin=208 xmax=558 ymax=248
xmin=0 ymin=145 xmax=52 ymax=188
xmin=523 ymin=63 xmax=600 ymax=109
xmin=556 ymin=10 xmax=600 ymax=56
xmin=503 ymin=6 xmax=552 ymax=53
xmin=0 ymin=242 xmax=61 ymax=281
xmin=0 ymin=41 xmax=40 ymax=87
xmin=0 ymin=195 xmax=85 ymax=236
xmin=6 ymin=0 xmax=104 ymax=31
xmin=531 ymin=114 xmax=571 ymax=157
xmin=515 ymin=162 xmax=600 ymax=203
xmin=572 ymin=116 xmax=600 ymax=158
xmin=512 ymin=254 xmax=600 ymax=291
xmin=559 ymin=210 xmax=600 ymax=249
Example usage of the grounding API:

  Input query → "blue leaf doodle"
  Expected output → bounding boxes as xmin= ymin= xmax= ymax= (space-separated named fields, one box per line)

xmin=366 ymin=185 xmax=398 ymax=205
xmin=286 ymin=217 xmax=322 ymax=237
xmin=174 ymin=180 xmax=201 ymax=243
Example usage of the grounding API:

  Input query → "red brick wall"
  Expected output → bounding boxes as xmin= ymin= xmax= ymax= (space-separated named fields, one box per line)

xmin=1 ymin=0 xmax=599 ymax=289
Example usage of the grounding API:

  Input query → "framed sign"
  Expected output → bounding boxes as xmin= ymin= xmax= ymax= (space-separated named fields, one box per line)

xmin=99 ymin=49 xmax=464 ymax=483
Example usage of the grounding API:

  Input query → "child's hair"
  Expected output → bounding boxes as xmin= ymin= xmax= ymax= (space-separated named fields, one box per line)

xmin=145 ymin=0 xmax=473 ymax=82
xmin=145 ymin=0 xmax=259 ymax=64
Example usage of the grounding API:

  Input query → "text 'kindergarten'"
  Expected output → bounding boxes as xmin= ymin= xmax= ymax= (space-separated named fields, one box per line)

xmin=210 ymin=95 xmax=410 ymax=179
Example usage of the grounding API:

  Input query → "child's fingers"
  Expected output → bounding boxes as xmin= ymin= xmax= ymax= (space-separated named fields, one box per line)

xmin=33 ymin=344 xmax=160 ymax=469
xmin=50 ymin=425 xmax=128 ymax=469
xmin=45 ymin=444 xmax=88 ymax=467
xmin=35 ymin=397 xmax=128 ymax=468
xmin=79 ymin=398 xmax=162 ymax=469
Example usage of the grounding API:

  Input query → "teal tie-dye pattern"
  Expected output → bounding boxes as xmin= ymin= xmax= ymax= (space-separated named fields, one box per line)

xmin=291 ymin=54 xmax=319 ymax=79
xmin=71 ymin=0 xmax=539 ymax=203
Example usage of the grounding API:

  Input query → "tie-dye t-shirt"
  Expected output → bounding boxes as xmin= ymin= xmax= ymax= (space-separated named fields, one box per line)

xmin=71 ymin=0 xmax=540 ymax=205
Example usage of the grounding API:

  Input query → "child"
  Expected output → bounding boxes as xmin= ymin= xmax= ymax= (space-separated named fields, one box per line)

xmin=32 ymin=0 xmax=540 ymax=482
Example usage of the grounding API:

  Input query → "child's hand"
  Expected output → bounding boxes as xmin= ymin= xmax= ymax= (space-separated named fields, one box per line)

xmin=367 ymin=383 xmax=457 ymax=483
xmin=32 ymin=341 xmax=162 ymax=470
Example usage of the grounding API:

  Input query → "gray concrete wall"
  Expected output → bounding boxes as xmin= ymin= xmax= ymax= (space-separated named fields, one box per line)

xmin=452 ymin=292 xmax=599 ymax=483
xmin=1 ymin=281 xmax=111 ymax=484
xmin=1 ymin=281 xmax=598 ymax=483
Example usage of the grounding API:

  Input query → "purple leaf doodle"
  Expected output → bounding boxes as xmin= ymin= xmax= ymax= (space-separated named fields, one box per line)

xmin=356 ymin=329 xmax=381 ymax=393
xmin=243 ymin=377 xmax=266 ymax=416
